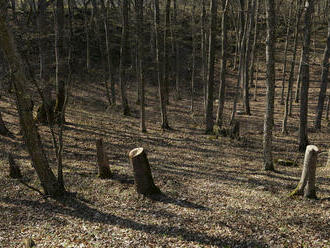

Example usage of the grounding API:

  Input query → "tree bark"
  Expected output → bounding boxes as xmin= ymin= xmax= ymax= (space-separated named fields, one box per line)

xmin=215 ymin=0 xmax=229 ymax=127
xmin=163 ymin=0 xmax=171 ymax=105
xmin=290 ymin=145 xmax=319 ymax=198
xmin=96 ymin=138 xmax=112 ymax=178
xmin=136 ymin=0 xmax=146 ymax=132
xmin=154 ymin=0 xmax=170 ymax=129
xmin=298 ymin=0 xmax=314 ymax=152
xmin=0 ymin=7 xmax=64 ymax=196
xmin=119 ymin=0 xmax=130 ymax=115
xmin=263 ymin=0 xmax=276 ymax=171
xmin=205 ymin=0 xmax=218 ymax=134
xmin=282 ymin=0 xmax=303 ymax=134
xmin=314 ymin=11 xmax=330 ymax=129
xmin=173 ymin=0 xmax=180 ymax=100
xmin=201 ymin=0 xmax=207 ymax=110
xmin=190 ymin=3 xmax=196 ymax=113
xmin=280 ymin=0 xmax=294 ymax=105
xmin=129 ymin=147 xmax=161 ymax=195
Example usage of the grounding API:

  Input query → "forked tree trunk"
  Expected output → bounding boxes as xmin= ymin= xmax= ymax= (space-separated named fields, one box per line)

xmin=129 ymin=148 xmax=161 ymax=195
xmin=96 ymin=138 xmax=112 ymax=179
xmin=290 ymin=145 xmax=319 ymax=198
xmin=8 ymin=153 xmax=22 ymax=179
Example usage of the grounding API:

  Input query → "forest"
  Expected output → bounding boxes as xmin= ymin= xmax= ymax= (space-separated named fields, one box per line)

xmin=0 ymin=0 xmax=329 ymax=247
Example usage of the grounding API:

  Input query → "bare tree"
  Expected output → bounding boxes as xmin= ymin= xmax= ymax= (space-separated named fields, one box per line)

xmin=205 ymin=0 xmax=218 ymax=134
xmin=314 ymin=8 xmax=330 ymax=129
xmin=0 ymin=4 xmax=64 ymax=196
xmin=119 ymin=0 xmax=130 ymax=115
xmin=215 ymin=0 xmax=229 ymax=127
xmin=263 ymin=0 xmax=276 ymax=171
xmin=298 ymin=0 xmax=315 ymax=152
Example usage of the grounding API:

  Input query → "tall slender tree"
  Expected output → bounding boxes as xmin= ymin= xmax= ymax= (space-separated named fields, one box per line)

xmin=205 ymin=0 xmax=218 ymax=133
xmin=119 ymin=0 xmax=130 ymax=115
xmin=215 ymin=0 xmax=229 ymax=127
xmin=154 ymin=0 xmax=170 ymax=129
xmin=314 ymin=8 xmax=330 ymax=129
xmin=298 ymin=0 xmax=315 ymax=152
xmin=136 ymin=0 xmax=146 ymax=132
xmin=263 ymin=0 xmax=276 ymax=171
xmin=163 ymin=0 xmax=171 ymax=105
xmin=0 ymin=1 xmax=64 ymax=196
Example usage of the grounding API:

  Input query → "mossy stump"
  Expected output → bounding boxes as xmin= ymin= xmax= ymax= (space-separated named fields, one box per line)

xmin=96 ymin=138 xmax=112 ymax=179
xmin=8 ymin=153 xmax=22 ymax=179
xmin=129 ymin=147 xmax=161 ymax=196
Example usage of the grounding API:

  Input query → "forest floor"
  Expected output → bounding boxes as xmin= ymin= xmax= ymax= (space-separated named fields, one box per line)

xmin=1 ymin=28 xmax=330 ymax=248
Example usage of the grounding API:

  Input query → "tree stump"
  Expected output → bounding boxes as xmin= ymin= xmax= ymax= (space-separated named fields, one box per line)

xmin=129 ymin=148 xmax=161 ymax=195
xmin=8 ymin=153 xmax=22 ymax=179
xmin=230 ymin=120 xmax=240 ymax=139
xmin=0 ymin=111 xmax=14 ymax=138
xmin=96 ymin=138 xmax=112 ymax=179
xmin=290 ymin=145 xmax=319 ymax=199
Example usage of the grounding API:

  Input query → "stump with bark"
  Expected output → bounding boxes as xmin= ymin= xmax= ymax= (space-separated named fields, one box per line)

xmin=8 ymin=153 xmax=22 ymax=179
xmin=230 ymin=120 xmax=240 ymax=139
xmin=290 ymin=145 xmax=319 ymax=199
xmin=0 ymin=111 xmax=14 ymax=138
xmin=96 ymin=138 xmax=112 ymax=179
xmin=129 ymin=147 xmax=161 ymax=196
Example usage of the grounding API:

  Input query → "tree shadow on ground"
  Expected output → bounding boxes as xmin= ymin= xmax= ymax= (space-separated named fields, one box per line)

xmin=0 ymin=195 xmax=267 ymax=248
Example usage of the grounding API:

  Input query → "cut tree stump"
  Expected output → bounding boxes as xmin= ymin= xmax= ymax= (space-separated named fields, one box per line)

xmin=230 ymin=120 xmax=240 ymax=139
xmin=8 ymin=153 xmax=22 ymax=179
xmin=0 ymin=111 xmax=14 ymax=138
xmin=96 ymin=138 xmax=112 ymax=179
xmin=129 ymin=148 xmax=161 ymax=196
xmin=290 ymin=145 xmax=319 ymax=199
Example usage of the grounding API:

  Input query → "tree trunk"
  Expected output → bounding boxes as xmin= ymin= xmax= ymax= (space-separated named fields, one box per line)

xmin=243 ymin=0 xmax=256 ymax=116
xmin=0 ymin=8 xmax=64 ymax=196
xmin=326 ymin=95 xmax=330 ymax=121
xmin=290 ymin=145 xmax=319 ymax=198
xmin=190 ymin=3 xmax=196 ymax=113
xmin=129 ymin=147 xmax=161 ymax=195
xmin=201 ymin=0 xmax=207 ymax=110
xmin=280 ymin=0 xmax=294 ymax=105
xmin=294 ymin=50 xmax=303 ymax=103
xmin=173 ymin=0 xmax=180 ymax=100
xmin=254 ymin=57 xmax=259 ymax=101
xmin=298 ymin=0 xmax=314 ymax=152
xmin=36 ymin=0 xmax=48 ymax=81
xmin=205 ymin=0 xmax=218 ymax=134
xmin=230 ymin=0 xmax=246 ymax=124
xmin=154 ymin=0 xmax=170 ymax=129
xmin=314 ymin=11 xmax=330 ymax=129
xmin=136 ymin=0 xmax=146 ymax=132
xmin=96 ymin=138 xmax=112 ymax=178
xmin=215 ymin=0 xmax=229 ymax=127
xmin=282 ymin=0 xmax=303 ymax=134
xmin=163 ymin=0 xmax=171 ymax=105
xmin=263 ymin=0 xmax=276 ymax=171
xmin=119 ymin=0 xmax=130 ymax=115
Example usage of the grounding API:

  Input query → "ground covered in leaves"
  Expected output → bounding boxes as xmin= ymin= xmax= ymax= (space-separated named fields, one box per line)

xmin=1 ymin=29 xmax=330 ymax=248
